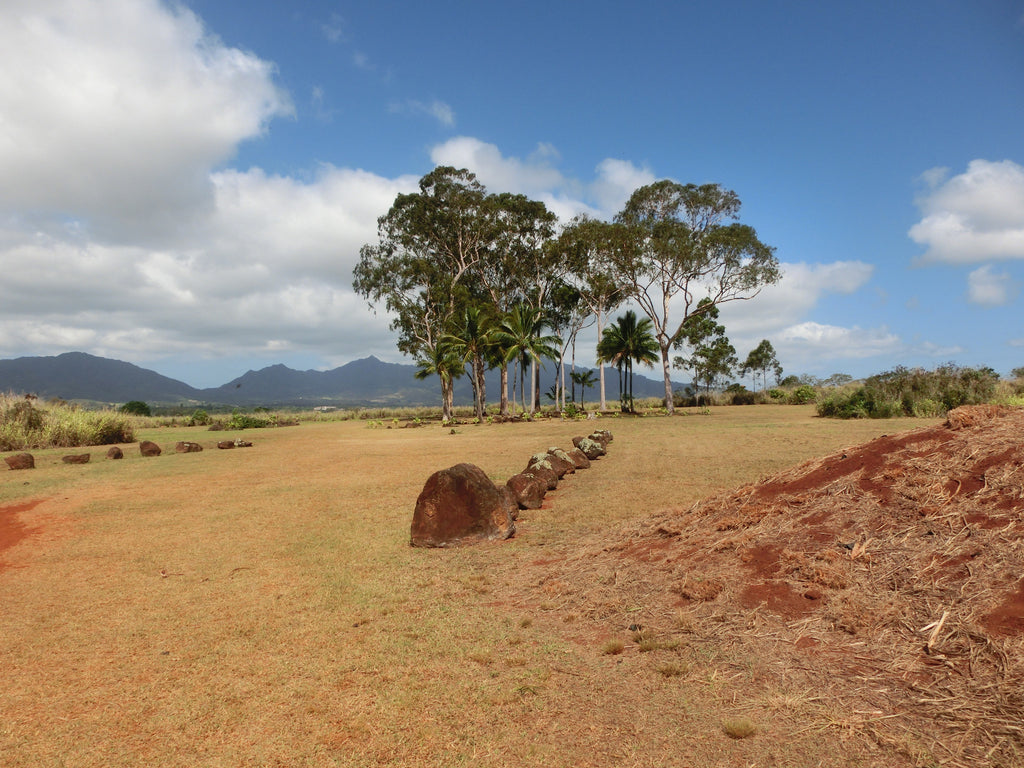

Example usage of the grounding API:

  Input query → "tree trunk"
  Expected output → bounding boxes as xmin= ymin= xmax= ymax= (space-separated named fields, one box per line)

xmin=660 ymin=340 xmax=675 ymax=415
xmin=529 ymin=359 xmax=537 ymax=416
xmin=596 ymin=312 xmax=607 ymax=411
xmin=471 ymin=355 xmax=485 ymax=421
xmin=441 ymin=377 xmax=454 ymax=423
xmin=500 ymin=364 xmax=509 ymax=416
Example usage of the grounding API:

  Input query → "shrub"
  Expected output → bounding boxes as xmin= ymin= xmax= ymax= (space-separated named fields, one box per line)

xmin=768 ymin=388 xmax=786 ymax=400
xmin=188 ymin=409 xmax=212 ymax=426
xmin=787 ymin=385 xmax=817 ymax=405
xmin=0 ymin=395 xmax=133 ymax=449
xmin=120 ymin=400 xmax=152 ymax=416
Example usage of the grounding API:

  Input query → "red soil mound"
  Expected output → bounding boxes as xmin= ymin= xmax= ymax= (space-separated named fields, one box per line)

xmin=527 ymin=405 xmax=1024 ymax=766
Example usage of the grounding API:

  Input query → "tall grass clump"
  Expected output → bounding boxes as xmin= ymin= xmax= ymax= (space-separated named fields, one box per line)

xmin=0 ymin=394 xmax=134 ymax=449
xmin=816 ymin=364 xmax=999 ymax=419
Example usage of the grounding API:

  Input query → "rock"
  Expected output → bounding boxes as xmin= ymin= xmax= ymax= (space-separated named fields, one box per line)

xmin=567 ymin=447 xmax=591 ymax=469
xmin=62 ymin=453 xmax=90 ymax=464
xmin=234 ymin=439 xmax=253 ymax=448
xmin=139 ymin=440 xmax=162 ymax=457
xmin=528 ymin=452 xmax=572 ymax=478
xmin=506 ymin=472 xmax=547 ymax=510
xmin=525 ymin=466 xmax=558 ymax=491
xmin=106 ymin=446 xmax=123 ymax=460
xmin=410 ymin=463 xmax=516 ymax=547
xmin=217 ymin=441 xmax=235 ymax=449
xmin=577 ymin=437 xmax=606 ymax=460
xmin=4 ymin=453 xmax=34 ymax=470
xmin=547 ymin=447 xmax=577 ymax=474
xmin=174 ymin=441 xmax=203 ymax=453
xmin=589 ymin=430 xmax=613 ymax=447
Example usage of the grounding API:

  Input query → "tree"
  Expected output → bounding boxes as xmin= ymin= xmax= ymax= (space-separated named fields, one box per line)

xmin=571 ymin=369 xmax=598 ymax=408
xmin=491 ymin=304 xmax=561 ymax=416
xmin=613 ymin=181 xmax=779 ymax=414
xmin=413 ymin=345 xmax=464 ymax=423
xmin=442 ymin=304 xmax=494 ymax=421
xmin=823 ymin=372 xmax=853 ymax=388
xmin=672 ymin=299 xmax=737 ymax=395
xmin=741 ymin=339 xmax=783 ymax=391
xmin=597 ymin=310 xmax=660 ymax=412
xmin=120 ymin=400 xmax=151 ymax=416
xmin=554 ymin=215 xmax=627 ymax=411
xmin=354 ymin=167 xmax=492 ymax=420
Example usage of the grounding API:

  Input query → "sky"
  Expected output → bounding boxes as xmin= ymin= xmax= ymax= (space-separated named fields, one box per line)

xmin=1 ymin=0 xmax=1023 ymax=389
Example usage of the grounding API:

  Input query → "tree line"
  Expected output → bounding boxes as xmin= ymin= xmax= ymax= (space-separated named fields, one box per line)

xmin=353 ymin=166 xmax=780 ymax=421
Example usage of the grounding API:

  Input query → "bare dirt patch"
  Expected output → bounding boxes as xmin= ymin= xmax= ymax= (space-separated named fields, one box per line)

xmin=509 ymin=405 xmax=1024 ymax=767
xmin=0 ymin=498 xmax=46 ymax=572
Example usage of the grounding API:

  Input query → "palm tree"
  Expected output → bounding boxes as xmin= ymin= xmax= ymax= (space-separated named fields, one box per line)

xmin=492 ymin=304 xmax=561 ymax=417
xmin=442 ymin=304 xmax=493 ymax=421
xmin=414 ymin=344 xmax=464 ymax=423
xmin=597 ymin=310 xmax=659 ymax=412
xmin=570 ymin=369 xmax=598 ymax=409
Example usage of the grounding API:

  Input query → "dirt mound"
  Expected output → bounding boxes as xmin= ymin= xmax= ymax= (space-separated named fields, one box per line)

xmin=526 ymin=405 xmax=1024 ymax=766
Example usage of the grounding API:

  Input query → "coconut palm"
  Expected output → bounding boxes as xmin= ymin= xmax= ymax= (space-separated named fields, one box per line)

xmin=414 ymin=344 xmax=464 ymax=423
xmin=597 ymin=310 xmax=660 ymax=412
xmin=570 ymin=369 xmax=599 ymax=409
xmin=492 ymin=304 xmax=561 ymax=416
xmin=442 ymin=304 xmax=493 ymax=421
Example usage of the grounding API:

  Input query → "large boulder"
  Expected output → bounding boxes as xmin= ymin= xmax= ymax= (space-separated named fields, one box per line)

xmin=506 ymin=472 xmax=547 ymax=510
xmin=525 ymin=465 xmax=558 ymax=491
xmin=576 ymin=437 xmax=606 ymax=460
xmin=175 ymin=441 xmax=203 ymax=453
xmin=411 ymin=463 xmax=516 ymax=547
xmin=62 ymin=453 xmax=90 ymax=464
xmin=547 ymin=447 xmax=577 ymax=474
xmin=4 ymin=453 xmax=34 ymax=470
xmin=589 ymin=430 xmax=613 ymax=447
xmin=528 ymin=451 xmax=573 ymax=478
xmin=139 ymin=440 xmax=162 ymax=457
xmin=567 ymin=447 xmax=591 ymax=469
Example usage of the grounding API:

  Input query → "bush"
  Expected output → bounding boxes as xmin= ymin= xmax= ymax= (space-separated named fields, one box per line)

xmin=120 ymin=400 xmax=151 ymax=416
xmin=787 ymin=385 xmax=817 ymax=405
xmin=0 ymin=394 xmax=133 ymax=449
xmin=188 ymin=409 xmax=212 ymax=426
xmin=816 ymin=364 xmax=999 ymax=419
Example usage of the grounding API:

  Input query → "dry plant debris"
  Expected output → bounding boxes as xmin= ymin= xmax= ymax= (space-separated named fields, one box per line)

xmin=520 ymin=405 xmax=1024 ymax=767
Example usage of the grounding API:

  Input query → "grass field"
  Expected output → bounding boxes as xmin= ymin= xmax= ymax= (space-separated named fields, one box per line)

xmin=0 ymin=407 xmax=937 ymax=767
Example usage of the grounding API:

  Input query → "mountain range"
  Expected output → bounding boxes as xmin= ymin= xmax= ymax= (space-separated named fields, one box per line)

xmin=0 ymin=352 xmax=685 ymax=409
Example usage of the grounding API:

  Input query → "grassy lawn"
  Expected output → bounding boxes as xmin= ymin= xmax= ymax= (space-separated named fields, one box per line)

xmin=0 ymin=407 xmax=933 ymax=767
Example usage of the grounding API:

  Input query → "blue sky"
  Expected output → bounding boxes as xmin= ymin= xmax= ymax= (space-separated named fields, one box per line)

xmin=1 ymin=0 xmax=1022 ymax=388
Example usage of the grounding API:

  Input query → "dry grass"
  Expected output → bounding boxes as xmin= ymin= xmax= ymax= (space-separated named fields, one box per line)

xmin=0 ymin=406 xmax=945 ymax=767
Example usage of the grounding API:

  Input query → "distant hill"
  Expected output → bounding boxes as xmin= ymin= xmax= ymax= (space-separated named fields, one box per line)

xmin=0 ymin=351 xmax=686 ymax=408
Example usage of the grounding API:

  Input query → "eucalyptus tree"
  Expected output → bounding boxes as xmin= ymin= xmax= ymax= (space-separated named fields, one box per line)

xmin=613 ymin=181 xmax=779 ymax=414
xmin=545 ymin=279 xmax=592 ymax=410
xmin=492 ymin=304 xmax=561 ymax=416
xmin=741 ymin=339 xmax=783 ymax=391
xmin=673 ymin=299 xmax=737 ymax=396
xmin=554 ymin=215 xmax=627 ymax=410
xmin=596 ymin=310 xmax=660 ymax=413
xmin=353 ymin=167 xmax=491 ymax=419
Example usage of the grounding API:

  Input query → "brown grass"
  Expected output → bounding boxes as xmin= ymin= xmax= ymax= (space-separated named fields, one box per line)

xmin=0 ymin=406 xmax=953 ymax=767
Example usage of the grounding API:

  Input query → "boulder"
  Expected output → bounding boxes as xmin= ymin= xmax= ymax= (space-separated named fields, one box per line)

xmin=106 ymin=446 xmax=124 ymax=460
xmin=577 ymin=437 xmax=606 ymax=460
xmin=175 ymin=441 xmax=203 ymax=453
xmin=62 ymin=453 xmax=90 ymax=464
xmin=567 ymin=447 xmax=591 ymax=469
xmin=525 ymin=465 xmax=558 ymax=491
xmin=589 ymin=430 xmax=613 ymax=447
xmin=506 ymin=472 xmax=547 ymax=510
xmin=410 ymin=463 xmax=516 ymax=547
xmin=528 ymin=452 xmax=572 ymax=479
xmin=139 ymin=440 xmax=162 ymax=457
xmin=217 ymin=441 xmax=235 ymax=449
xmin=547 ymin=447 xmax=577 ymax=474
xmin=4 ymin=453 xmax=34 ymax=470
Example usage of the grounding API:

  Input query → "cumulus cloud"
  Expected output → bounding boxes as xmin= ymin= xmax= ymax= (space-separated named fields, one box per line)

xmin=0 ymin=0 xmax=292 ymax=243
xmin=909 ymin=159 xmax=1024 ymax=264
xmin=966 ymin=265 xmax=1019 ymax=307
xmin=775 ymin=322 xmax=902 ymax=360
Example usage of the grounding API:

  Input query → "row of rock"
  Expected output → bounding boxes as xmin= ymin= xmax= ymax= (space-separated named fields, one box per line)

xmin=2 ymin=439 xmax=254 ymax=469
xmin=410 ymin=430 xmax=613 ymax=548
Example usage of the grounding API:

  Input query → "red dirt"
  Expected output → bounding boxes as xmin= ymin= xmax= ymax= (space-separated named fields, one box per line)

xmin=0 ymin=499 xmax=46 ymax=572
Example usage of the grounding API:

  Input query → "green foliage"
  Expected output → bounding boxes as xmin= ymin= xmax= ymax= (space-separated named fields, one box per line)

xmin=188 ymin=409 xmax=212 ymax=426
xmin=225 ymin=409 xmax=277 ymax=430
xmin=741 ymin=339 xmax=782 ymax=391
xmin=816 ymin=364 xmax=999 ymax=418
xmin=768 ymin=388 xmax=786 ymax=400
xmin=787 ymin=385 xmax=817 ymax=405
xmin=0 ymin=394 xmax=133 ymax=449
xmin=120 ymin=400 xmax=152 ymax=416
xmin=597 ymin=310 xmax=659 ymax=413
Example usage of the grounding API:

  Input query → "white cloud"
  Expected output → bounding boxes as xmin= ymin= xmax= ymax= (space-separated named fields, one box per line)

xmin=966 ymin=265 xmax=1019 ymax=307
xmin=775 ymin=322 xmax=902 ymax=361
xmin=321 ymin=12 xmax=345 ymax=43
xmin=591 ymin=159 xmax=656 ymax=215
xmin=909 ymin=159 xmax=1024 ymax=264
xmin=0 ymin=0 xmax=292 ymax=244
xmin=391 ymin=99 xmax=456 ymax=127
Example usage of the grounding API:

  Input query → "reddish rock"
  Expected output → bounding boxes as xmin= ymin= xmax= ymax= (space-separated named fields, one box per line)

xmin=106 ymin=446 xmax=123 ymax=460
xmin=506 ymin=472 xmax=547 ymax=510
xmin=567 ymin=447 xmax=591 ymax=469
xmin=4 ymin=453 xmax=34 ymax=470
xmin=139 ymin=440 xmax=162 ymax=457
xmin=528 ymin=451 xmax=573 ymax=478
xmin=175 ymin=441 xmax=203 ymax=453
xmin=526 ymin=466 xmax=559 ymax=491
xmin=217 ymin=441 xmax=236 ymax=449
xmin=410 ymin=463 xmax=516 ymax=547
xmin=577 ymin=437 xmax=606 ymax=460
xmin=61 ymin=453 xmax=90 ymax=464
xmin=547 ymin=447 xmax=577 ymax=474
